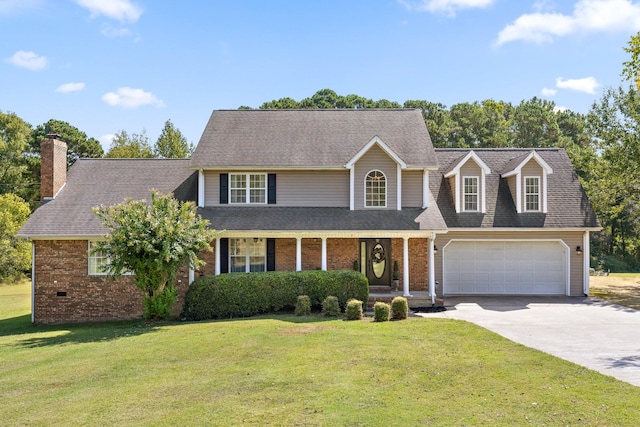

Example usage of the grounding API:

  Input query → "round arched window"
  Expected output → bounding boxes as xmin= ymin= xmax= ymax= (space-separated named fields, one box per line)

xmin=365 ymin=170 xmax=386 ymax=208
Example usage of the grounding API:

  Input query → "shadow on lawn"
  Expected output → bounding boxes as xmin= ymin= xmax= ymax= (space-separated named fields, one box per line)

xmin=10 ymin=319 xmax=158 ymax=348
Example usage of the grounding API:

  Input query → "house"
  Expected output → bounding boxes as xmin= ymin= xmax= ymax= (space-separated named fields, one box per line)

xmin=17 ymin=109 xmax=600 ymax=324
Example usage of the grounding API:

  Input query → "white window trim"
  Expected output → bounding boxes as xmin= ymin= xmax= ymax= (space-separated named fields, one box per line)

xmin=229 ymin=173 xmax=267 ymax=205
xmin=87 ymin=241 xmax=132 ymax=276
xmin=364 ymin=169 xmax=387 ymax=208
xmin=524 ymin=176 xmax=541 ymax=212
xmin=462 ymin=176 xmax=479 ymax=212
xmin=229 ymin=238 xmax=267 ymax=273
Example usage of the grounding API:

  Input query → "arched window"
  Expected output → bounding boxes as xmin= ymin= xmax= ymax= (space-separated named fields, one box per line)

xmin=365 ymin=170 xmax=386 ymax=208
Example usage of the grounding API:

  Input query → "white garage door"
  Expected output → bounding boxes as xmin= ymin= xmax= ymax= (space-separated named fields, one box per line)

xmin=443 ymin=241 xmax=568 ymax=295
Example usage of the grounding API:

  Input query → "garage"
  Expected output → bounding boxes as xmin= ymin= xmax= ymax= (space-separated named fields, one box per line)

xmin=443 ymin=240 xmax=568 ymax=295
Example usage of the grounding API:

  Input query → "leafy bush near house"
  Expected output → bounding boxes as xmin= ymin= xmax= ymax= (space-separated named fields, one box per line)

xmin=322 ymin=296 xmax=341 ymax=317
xmin=143 ymin=286 xmax=177 ymax=320
xmin=391 ymin=296 xmax=408 ymax=320
xmin=182 ymin=270 xmax=368 ymax=320
xmin=295 ymin=295 xmax=311 ymax=316
xmin=373 ymin=302 xmax=390 ymax=322
xmin=345 ymin=299 xmax=363 ymax=320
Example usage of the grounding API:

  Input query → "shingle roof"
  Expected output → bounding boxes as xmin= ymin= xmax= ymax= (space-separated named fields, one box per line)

xmin=431 ymin=148 xmax=600 ymax=228
xmin=197 ymin=206 xmax=447 ymax=232
xmin=190 ymin=109 xmax=438 ymax=169
xmin=17 ymin=159 xmax=197 ymax=238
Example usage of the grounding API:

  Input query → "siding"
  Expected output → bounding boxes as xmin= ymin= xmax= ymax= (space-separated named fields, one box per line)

xmin=433 ymin=230 xmax=586 ymax=297
xmin=402 ymin=170 xmax=423 ymax=208
xmin=354 ymin=145 xmax=398 ymax=210
xmin=203 ymin=170 xmax=349 ymax=207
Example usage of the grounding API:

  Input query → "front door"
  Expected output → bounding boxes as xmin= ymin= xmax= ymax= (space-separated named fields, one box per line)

xmin=359 ymin=238 xmax=391 ymax=286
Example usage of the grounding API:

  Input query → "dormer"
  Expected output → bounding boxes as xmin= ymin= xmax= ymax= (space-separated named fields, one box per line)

xmin=345 ymin=136 xmax=407 ymax=211
xmin=444 ymin=151 xmax=491 ymax=213
xmin=501 ymin=151 xmax=553 ymax=213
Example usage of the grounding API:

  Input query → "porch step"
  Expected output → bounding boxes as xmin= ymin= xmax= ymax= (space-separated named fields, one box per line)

xmin=369 ymin=285 xmax=393 ymax=294
xmin=367 ymin=292 xmax=444 ymax=310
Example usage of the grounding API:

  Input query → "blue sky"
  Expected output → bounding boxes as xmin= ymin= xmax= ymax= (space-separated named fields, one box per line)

xmin=1 ymin=0 xmax=638 ymax=152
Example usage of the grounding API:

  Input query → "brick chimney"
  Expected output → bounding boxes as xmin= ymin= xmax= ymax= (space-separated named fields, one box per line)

xmin=40 ymin=134 xmax=67 ymax=201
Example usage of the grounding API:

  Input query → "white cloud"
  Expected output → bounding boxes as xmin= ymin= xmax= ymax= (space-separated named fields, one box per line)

xmin=102 ymin=87 xmax=164 ymax=108
xmin=99 ymin=134 xmax=115 ymax=151
xmin=496 ymin=0 xmax=640 ymax=45
xmin=75 ymin=0 xmax=142 ymax=23
xmin=554 ymin=105 xmax=569 ymax=112
xmin=398 ymin=0 xmax=494 ymax=16
xmin=556 ymin=76 xmax=600 ymax=94
xmin=5 ymin=50 xmax=47 ymax=70
xmin=101 ymin=26 xmax=132 ymax=38
xmin=541 ymin=87 xmax=557 ymax=96
xmin=56 ymin=82 xmax=85 ymax=93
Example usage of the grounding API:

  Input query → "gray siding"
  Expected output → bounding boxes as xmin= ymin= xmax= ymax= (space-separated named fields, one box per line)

xmin=402 ymin=170 xmax=423 ymax=208
xmin=354 ymin=144 xmax=398 ymax=210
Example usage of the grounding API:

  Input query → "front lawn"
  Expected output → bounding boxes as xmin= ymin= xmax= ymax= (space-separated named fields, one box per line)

xmin=1 ymin=281 xmax=639 ymax=426
xmin=590 ymin=273 xmax=640 ymax=310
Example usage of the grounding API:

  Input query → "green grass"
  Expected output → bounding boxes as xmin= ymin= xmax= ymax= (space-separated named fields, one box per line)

xmin=1 ymin=281 xmax=640 ymax=426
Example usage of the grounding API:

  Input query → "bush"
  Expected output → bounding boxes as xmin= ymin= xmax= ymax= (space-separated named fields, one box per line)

xmin=345 ymin=299 xmax=363 ymax=320
xmin=295 ymin=295 xmax=311 ymax=316
xmin=391 ymin=296 xmax=408 ymax=320
xmin=182 ymin=270 xmax=369 ymax=320
xmin=143 ymin=286 xmax=177 ymax=320
xmin=322 ymin=295 xmax=341 ymax=317
xmin=373 ymin=301 xmax=390 ymax=322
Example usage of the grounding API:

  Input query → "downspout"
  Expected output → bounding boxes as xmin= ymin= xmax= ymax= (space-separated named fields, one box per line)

xmin=583 ymin=231 xmax=590 ymax=295
xmin=429 ymin=233 xmax=436 ymax=306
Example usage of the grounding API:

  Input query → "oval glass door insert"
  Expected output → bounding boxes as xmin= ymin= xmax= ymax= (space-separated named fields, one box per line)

xmin=371 ymin=243 xmax=386 ymax=279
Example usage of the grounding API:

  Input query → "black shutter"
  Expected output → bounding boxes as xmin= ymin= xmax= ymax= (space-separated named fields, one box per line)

xmin=220 ymin=173 xmax=228 ymax=204
xmin=268 ymin=174 xmax=276 ymax=205
xmin=220 ymin=238 xmax=229 ymax=273
xmin=267 ymin=238 xmax=276 ymax=271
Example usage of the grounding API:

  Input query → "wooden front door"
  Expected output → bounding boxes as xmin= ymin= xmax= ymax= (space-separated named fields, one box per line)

xmin=359 ymin=238 xmax=391 ymax=286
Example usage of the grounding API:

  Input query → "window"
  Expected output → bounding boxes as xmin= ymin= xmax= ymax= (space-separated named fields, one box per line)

xmin=463 ymin=177 xmax=479 ymax=211
xmin=229 ymin=238 xmax=266 ymax=272
xmin=365 ymin=170 xmax=386 ymax=208
xmin=230 ymin=173 xmax=266 ymax=204
xmin=88 ymin=241 xmax=109 ymax=275
xmin=525 ymin=176 xmax=540 ymax=211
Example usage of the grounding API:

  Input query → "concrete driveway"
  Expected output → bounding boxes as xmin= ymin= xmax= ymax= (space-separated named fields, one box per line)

xmin=416 ymin=296 xmax=640 ymax=387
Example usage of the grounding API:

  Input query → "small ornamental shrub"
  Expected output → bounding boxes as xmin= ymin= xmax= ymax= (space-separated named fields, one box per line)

xmin=295 ymin=295 xmax=311 ymax=316
xmin=345 ymin=299 xmax=363 ymax=320
xmin=391 ymin=296 xmax=409 ymax=320
xmin=143 ymin=286 xmax=177 ymax=320
xmin=373 ymin=301 xmax=390 ymax=322
xmin=322 ymin=295 xmax=341 ymax=317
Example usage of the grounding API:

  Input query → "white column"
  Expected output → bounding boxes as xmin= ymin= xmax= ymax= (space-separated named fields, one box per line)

xmin=321 ymin=237 xmax=327 ymax=271
xmin=188 ymin=267 xmax=195 ymax=284
xmin=429 ymin=234 xmax=436 ymax=305
xmin=296 ymin=237 xmax=302 ymax=271
xmin=397 ymin=163 xmax=402 ymax=211
xmin=198 ymin=169 xmax=205 ymax=208
xmin=583 ymin=231 xmax=590 ymax=295
xmin=214 ymin=238 xmax=221 ymax=276
xmin=403 ymin=237 xmax=411 ymax=297
xmin=422 ymin=169 xmax=429 ymax=208
xmin=349 ymin=168 xmax=355 ymax=210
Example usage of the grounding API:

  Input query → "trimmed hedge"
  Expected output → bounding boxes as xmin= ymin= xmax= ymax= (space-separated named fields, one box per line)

xmin=373 ymin=301 xmax=390 ymax=322
xmin=182 ymin=270 xmax=369 ymax=320
xmin=391 ymin=296 xmax=408 ymax=320
xmin=345 ymin=299 xmax=363 ymax=320
xmin=322 ymin=296 xmax=341 ymax=317
xmin=295 ymin=295 xmax=311 ymax=316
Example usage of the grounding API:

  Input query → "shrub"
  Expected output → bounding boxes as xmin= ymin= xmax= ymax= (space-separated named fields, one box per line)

xmin=182 ymin=270 xmax=369 ymax=320
xmin=295 ymin=295 xmax=311 ymax=316
xmin=322 ymin=295 xmax=341 ymax=317
xmin=373 ymin=301 xmax=390 ymax=322
xmin=345 ymin=299 xmax=363 ymax=320
xmin=391 ymin=296 xmax=408 ymax=320
xmin=143 ymin=286 xmax=177 ymax=320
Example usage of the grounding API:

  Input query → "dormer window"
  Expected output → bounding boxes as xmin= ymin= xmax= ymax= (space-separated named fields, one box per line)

xmin=525 ymin=176 xmax=540 ymax=211
xmin=230 ymin=173 xmax=266 ymax=204
xmin=365 ymin=170 xmax=386 ymax=208
xmin=463 ymin=177 xmax=479 ymax=211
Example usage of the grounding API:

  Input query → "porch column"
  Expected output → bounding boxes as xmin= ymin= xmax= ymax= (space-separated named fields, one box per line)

xmin=583 ymin=231 xmax=590 ymax=295
xmin=403 ymin=237 xmax=411 ymax=297
xmin=321 ymin=237 xmax=327 ymax=271
xmin=214 ymin=238 xmax=221 ymax=276
xmin=296 ymin=237 xmax=302 ymax=271
xmin=429 ymin=234 xmax=436 ymax=305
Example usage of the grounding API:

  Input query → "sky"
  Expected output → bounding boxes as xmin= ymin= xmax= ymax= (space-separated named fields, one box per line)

xmin=1 ymin=0 xmax=639 ymax=152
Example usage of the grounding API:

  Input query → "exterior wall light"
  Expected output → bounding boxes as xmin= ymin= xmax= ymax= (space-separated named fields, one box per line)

xmin=576 ymin=246 xmax=583 ymax=256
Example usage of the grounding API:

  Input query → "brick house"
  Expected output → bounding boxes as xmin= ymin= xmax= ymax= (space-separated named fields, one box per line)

xmin=17 ymin=109 xmax=600 ymax=324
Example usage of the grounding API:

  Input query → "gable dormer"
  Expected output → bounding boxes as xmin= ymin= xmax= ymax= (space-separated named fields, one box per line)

xmin=501 ymin=151 xmax=553 ymax=214
xmin=444 ymin=151 xmax=491 ymax=213
xmin=345 ymin=136 xmax=406 ymax=211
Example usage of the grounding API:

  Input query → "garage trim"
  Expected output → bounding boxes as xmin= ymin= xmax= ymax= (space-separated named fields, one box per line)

xmin=442 ymin=239 xmax=570 ymax=296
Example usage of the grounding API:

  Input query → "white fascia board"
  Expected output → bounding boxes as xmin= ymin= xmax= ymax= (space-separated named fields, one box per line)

xmin=444 ymin=227 xmax=602 ymax=232
xmin=501 ymin=151 xmax=553 ymax=178
xmin=345 ymin=136 xmax=407 ymax=169
xmin=444 ymin=150 xmax=491 ymax=178
xmin=214 ymin=229 xmax=448 ymax=239
xmin=19 ymin=234 xmax=107 ymax=240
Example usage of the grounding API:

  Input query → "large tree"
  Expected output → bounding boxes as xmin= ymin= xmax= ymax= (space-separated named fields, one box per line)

xmin=154 ymin=120 xmax=194 ymax=158
xmin=105 ymin=129 xmax=154 ymax=158
xmin=31 ymin=119 xmax=103 ymax=166
xmin=0 ymin=193 xmax=31 ymax=282
xmin=0 ymin=111 xmax=32 ymax=200
xmin=93 ymin=190 xmax=216 ymax=319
